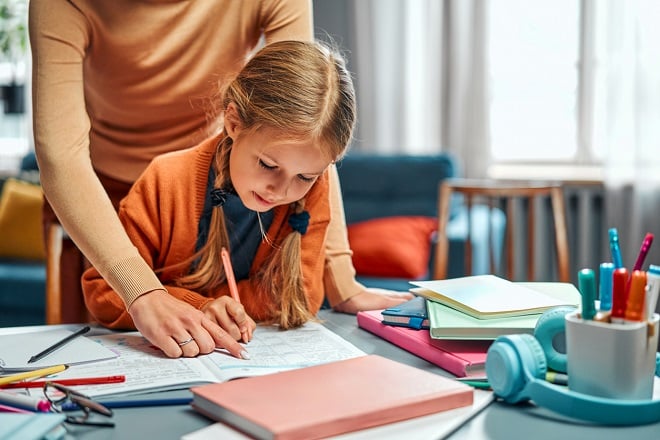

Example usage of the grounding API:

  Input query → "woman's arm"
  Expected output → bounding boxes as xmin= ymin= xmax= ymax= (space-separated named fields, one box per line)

xmin=323 ymin=166 xmax=413 ymax=312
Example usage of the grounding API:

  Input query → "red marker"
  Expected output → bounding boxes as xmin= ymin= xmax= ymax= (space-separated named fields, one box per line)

xmin=624 ymin=270 xmax=647 ymax=322
xmin=611 ymin=267 xmax=629 ymax=323
xmin=0 ymin=375 xmax=126 ymax=389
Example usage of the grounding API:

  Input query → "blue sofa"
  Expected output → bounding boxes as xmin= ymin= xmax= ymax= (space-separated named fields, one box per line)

xmin=336 ymin=153 xmax=503 ymax=292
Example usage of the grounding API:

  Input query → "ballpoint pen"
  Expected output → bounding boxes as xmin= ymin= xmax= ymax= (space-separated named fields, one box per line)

xmin=0 ymin=375 xmax=126 ymax=389
xmin=609 ymin=228 xmax=624 ymax=269
xmin=0 ymin=364 xmax=68 ymax=387
xmin=28 ymin=326 xmax=91 ymax=364
xmin=632 ymin=233 xmax=654 ymax=272
xmin=61 ymin=396 xmax=193 ymax=411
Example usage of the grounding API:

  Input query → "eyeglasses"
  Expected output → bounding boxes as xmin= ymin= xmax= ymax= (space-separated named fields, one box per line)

xmin=43 ymin=382 xmax=115 ymax=427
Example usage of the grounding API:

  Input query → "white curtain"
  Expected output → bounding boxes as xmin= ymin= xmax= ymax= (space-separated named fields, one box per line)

xmin=595 ymin=0 xmax=660 ymax=267
xmin=348 ymin=0 xmax=490 ymax=178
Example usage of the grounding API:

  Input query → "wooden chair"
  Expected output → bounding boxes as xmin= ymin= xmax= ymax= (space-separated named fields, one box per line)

xmin=433 ymin=179 xmax=570 ymax=282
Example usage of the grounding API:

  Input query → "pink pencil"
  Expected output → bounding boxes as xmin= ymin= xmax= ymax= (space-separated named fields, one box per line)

xmin=221 ymin=247 xmax=241 ymax=303
xmin=221 ymin=247 xmax=250 ymax=343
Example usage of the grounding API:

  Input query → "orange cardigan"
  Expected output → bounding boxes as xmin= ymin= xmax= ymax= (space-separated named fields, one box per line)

xmin=82 ymin=135 xmax=330 ymax=329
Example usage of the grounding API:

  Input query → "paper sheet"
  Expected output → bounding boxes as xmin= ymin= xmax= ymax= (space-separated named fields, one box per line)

xmin=0 ymin=329 xmax=118 ymax=372
xmin=26 ymin=321 xmax=366 ymax=398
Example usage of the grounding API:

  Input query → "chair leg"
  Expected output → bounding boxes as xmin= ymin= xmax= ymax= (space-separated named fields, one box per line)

xmin=46 ymin=223 xmax=63 ymax=324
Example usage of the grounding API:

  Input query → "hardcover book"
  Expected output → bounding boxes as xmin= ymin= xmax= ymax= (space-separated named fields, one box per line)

xmin=190 ymin=355 xmax=473 ymax=440
xmin=411 ymin=275 xmax=573 ymax=319
xmin=381 ymin=296 xmax=429 ymax=329
xmin=357 ymin=309 xmax=490 ymax=377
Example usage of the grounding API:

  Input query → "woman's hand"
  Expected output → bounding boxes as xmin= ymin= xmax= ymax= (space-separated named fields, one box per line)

xmin=201 ymin=296 xmax=257 ymax=343
xmin=332 ymin=287 xmax=414 ymax=314
xmin=128 ymin=290 xmax=251 ymax=359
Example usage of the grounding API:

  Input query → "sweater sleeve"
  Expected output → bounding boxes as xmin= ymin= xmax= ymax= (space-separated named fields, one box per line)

xmin=323 ymin=165 xmax=366 ymax=307
xmin=30 ymin=0 xmax=164 ymax=309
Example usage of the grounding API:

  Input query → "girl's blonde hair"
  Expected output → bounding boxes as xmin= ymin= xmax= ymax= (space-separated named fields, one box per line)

xmin=175 ymin=40 xmax=356 ymax=328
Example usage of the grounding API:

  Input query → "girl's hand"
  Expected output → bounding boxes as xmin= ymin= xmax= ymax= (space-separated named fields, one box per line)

xmin=332 ymin=288 xmax=414 ymax=314
xmin=201 ymin=296 xmax=257 ymax=343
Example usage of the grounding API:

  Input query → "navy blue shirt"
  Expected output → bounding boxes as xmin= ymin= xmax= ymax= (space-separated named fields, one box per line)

xmin=194 ymin=169 xmax=274 ymax=280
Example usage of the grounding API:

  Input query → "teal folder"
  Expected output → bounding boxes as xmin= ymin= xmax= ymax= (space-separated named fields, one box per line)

xmin=0 ymin=413 xmax=66 ymax=440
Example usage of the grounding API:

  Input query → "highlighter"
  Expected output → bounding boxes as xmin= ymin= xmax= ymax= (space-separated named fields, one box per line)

xmin=599 ymin=262 xmax=614 ymax=311
xmin=611 ymin=267 xmax=629 ymax=323
xmin=647 ymin=265 xmax=660 ymax=320
xmin=609 ymin=228 xmax=624 ymax=269
xmin=624 ymin=270 xmax=647 ymax=322
xmin=578 ymin=268 xmax=597 ymax=320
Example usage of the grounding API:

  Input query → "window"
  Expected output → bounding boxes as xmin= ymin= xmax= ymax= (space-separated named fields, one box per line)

xmin=488 ymin=0 xmax=581 ymax=163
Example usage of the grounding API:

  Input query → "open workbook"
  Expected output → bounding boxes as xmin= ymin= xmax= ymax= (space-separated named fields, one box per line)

xmin=25 ymin=322 xmax=366 ymax=399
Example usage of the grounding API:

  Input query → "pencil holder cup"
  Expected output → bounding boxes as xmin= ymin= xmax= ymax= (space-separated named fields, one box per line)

xmin=565 ymin=311 xmax=659 ymax=400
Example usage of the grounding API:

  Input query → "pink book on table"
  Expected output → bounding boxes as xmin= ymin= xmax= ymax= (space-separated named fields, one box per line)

xmin=191 ymin=354 xmax=473 ymax=440
xmin=357 ymin=309 xmax=491 ymax=378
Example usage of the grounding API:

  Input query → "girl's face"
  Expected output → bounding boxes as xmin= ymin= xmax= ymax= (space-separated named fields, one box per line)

xmin=226 ymin=108 xmax=331 ymax=212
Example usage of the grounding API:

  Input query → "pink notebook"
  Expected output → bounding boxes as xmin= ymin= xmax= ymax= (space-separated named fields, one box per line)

xmin=191 ymin=354 xmax=473 ymax=440
xmin=357 ymin=309 xmax=491 ymax=377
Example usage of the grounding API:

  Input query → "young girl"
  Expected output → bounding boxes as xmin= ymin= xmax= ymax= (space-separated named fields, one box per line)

xmin=81 ymin=40 xmax=357 ymax=358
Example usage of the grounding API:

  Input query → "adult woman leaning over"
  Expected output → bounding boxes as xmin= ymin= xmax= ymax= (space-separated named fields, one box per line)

xmin=29 ymin=0 xmax=412 ymax=358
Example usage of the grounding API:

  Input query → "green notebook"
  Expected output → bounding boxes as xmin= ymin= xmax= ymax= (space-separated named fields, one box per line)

xmin=417 ymin=282 xmax=580 ymax=340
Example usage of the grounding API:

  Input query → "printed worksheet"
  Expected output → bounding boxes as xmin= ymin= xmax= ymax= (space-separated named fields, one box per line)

xmin=26 ymin=321 xmax=366 ymax=398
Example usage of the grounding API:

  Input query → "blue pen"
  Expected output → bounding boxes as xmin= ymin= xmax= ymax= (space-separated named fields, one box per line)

xmin=599 ymin=262 xmax=614 ymax=311
xmin=609 ymin=228 xmax=624 ymax=269
xmin=578 ymin=268 xmax=597 ymax=320
xmin=61 ymin=396 xmax=192 ymax=411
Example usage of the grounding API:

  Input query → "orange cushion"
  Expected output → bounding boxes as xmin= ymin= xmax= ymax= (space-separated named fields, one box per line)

xmin=347 ymin=216 xmax=437 ymax=279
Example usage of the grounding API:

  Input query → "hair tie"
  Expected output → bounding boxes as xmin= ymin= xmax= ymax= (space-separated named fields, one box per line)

xmin=210 ymin=189 xmax=229 ymax=207
xmin=288 ymin=211 xmax=310 ymax=235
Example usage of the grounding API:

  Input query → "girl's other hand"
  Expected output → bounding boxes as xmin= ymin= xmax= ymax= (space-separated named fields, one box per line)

xmin=333 ymin=287 xmax=414 ymax=314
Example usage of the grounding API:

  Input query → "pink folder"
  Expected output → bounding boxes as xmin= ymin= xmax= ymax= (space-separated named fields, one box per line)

xmin=357 ymin=309 xmax=491 ymax=377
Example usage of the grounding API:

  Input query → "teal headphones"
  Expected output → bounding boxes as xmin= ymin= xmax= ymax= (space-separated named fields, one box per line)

xmin=485 ymin=306 xmax=660 ymax=426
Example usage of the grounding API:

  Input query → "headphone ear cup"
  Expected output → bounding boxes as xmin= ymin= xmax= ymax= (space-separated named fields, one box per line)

xmin=534 ymin=306 xmax=577 ymax=374
xmin=486 ymin=334 xmax=547 ymax=404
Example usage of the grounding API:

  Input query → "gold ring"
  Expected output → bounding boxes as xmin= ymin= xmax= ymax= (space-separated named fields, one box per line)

xmin=177 ymin=337 xmax=194 ymax=347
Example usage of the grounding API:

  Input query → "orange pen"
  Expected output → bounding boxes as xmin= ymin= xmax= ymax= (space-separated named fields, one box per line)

xmin=624 ymin=270 xmax=647 ymax=322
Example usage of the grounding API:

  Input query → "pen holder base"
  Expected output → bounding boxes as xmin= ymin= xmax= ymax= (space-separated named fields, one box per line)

xmin=565 ymin=312 xmax=659 ymax=400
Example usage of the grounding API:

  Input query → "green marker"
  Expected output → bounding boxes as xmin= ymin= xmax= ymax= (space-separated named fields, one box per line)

xmin=578 ymin=268 xmax=597 ymax=320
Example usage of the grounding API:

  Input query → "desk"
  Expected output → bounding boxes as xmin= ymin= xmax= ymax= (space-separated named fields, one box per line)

xmin=4 ymin=310 xmax=660 ymax=439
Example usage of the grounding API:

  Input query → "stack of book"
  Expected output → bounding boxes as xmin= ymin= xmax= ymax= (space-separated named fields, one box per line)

xmin=357 ymin=274 xmax=580 ymax=378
